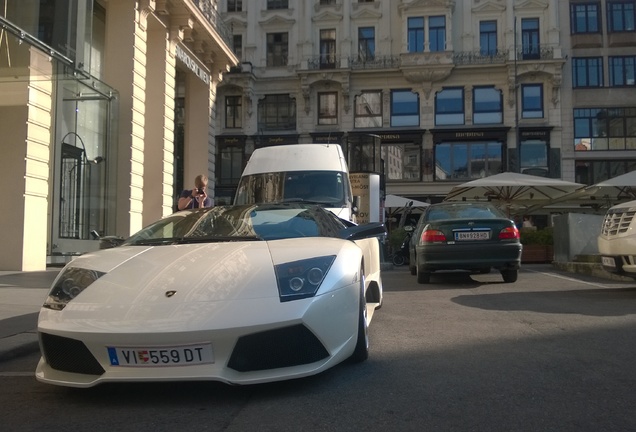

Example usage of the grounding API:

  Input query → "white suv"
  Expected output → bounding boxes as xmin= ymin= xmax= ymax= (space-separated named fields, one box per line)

xmin=598 ymin=200 xmax=636 ymax=279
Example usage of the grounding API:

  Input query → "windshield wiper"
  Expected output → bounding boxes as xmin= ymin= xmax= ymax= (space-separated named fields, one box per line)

xmin=176 ymin=235 xmax=263 ymax=244
xmin=129 ymin=238 xmax=178 ymax=246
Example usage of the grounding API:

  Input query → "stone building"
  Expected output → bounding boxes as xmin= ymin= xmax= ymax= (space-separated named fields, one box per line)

xmin=0 ymin=0 xmax=237 ymax=270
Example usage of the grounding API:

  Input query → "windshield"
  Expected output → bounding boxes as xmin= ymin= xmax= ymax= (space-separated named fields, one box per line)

xmin=122 ymin=204 xmax=348 ymax=246
xmin=234 ymin=170 xmax=349 ymax=208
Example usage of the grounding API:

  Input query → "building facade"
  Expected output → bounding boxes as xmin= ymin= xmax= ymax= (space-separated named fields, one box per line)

xmin=559 ymin=0 xmax=636 ymax=186
xmin=216 ymin=0 xmax=566 ymax=205
xmin=0 ymin=0 xmax=237 ymax=270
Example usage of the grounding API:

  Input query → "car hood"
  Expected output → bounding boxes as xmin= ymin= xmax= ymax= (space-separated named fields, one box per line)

xmin=40 ymin=239 xmax=351 ymax=331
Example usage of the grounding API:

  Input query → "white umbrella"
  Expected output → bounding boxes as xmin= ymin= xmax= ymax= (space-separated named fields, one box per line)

xmin=444 ymin=172 xmax=584 ymax=208
xmin=547 ymin=170 xmax=636 ymax=208
xmin=384 ymin=194 xmax=430 ymax=208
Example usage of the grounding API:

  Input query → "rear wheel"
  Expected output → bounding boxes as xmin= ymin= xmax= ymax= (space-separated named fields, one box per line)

xmin=349 ymin=268 xmax=369 ymax=363
xmin=392 ymin=253 xmax=405 ymax=266
xmin=478 ymin=267 xmax=491 ymax=274
xmin=416 ymin=267 xmax=431 ymax=284
xmin=501 ymin=269 xmax=518 ymax=283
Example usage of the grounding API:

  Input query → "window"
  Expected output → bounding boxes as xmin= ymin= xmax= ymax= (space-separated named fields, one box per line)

xmin=232 ymin=34 xmax=242 ymax=59
xmin=520 ymin=140 xmax=548 ymax=175
xmin=521 ymin=84 xmax=543 ymax=119
xmin=575 ymin=160 xmax=636 ymax=185
xmin=267 ymin=0 xmax=288 ymax=10
xmin=572 ymin=57 xmax=604 ymax=87
xmin=408 ymin=17 xmax=424 ymax=53
xmin=318 ymin=92 xmax=338 ymax=125
xmin=358 ymin=27 xmax=375 ymax=61
xmin=480 ymin=21 xmax=497 ymax=55
xmin=227 ymin=0 xmax=242 ymax=12
xmin=258 ymin=94 xmax=296 ymax=130
xmin=266 ymin=33 xmax=288 ymax=67
xmin=574 ymin=108 xmax=636 ymax=150
xmin=610 ymin=56 xmax=636 ymax=86
xmin=225 ymin=96 xmax=242 ymax=128
xmin=521 ymin=18 xmax=540 ymax=60
xmin=320 ymin=29 xmax=337 ymax=68
xmin=429 ymin=16 xmax=446 ymax=52
xmin=391 ymin=90 xmax=419 ymax=127
xmin=381 ymin=144 xmax=422 ymax=181
xmin=219 ymin=145 xmax=244 ymax=185
xmin=608 ymin=1 xmax=635 ymax=32
xmin=473 ymin=87 xmax=502 ymax=124
xmin=435 ymin=88 xmax=464 ymax=125
xmin=354 ymin=91 xmax=382 ymax=128
xmin=570 ymin=3 xmax=601 ymax=33
xmin=435 ymin=142 xmax=503 ymax=181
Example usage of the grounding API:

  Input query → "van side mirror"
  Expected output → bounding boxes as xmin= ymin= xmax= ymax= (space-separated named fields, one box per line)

xmin=352 ymin=196 xmax=361 ymax=215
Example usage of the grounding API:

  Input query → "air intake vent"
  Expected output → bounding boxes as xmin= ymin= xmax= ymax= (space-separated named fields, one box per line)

xmin=40 ymin=333 xmax=105 ymax=376
xmin=228 ymin=324 xmax=329 ymax=372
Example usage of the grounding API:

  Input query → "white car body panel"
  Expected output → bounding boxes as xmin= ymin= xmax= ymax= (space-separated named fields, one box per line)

xmin=36 ymin=236 xmax=378 ymax=387
xmin=598 ymin=200 xmax=636 ymax=276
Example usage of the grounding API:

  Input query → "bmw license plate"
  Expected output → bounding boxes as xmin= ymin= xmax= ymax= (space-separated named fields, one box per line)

xmin=107 ymin=343 xmax=214 ymax=367
xmin=454 ymin=231 xmax=490 ymax=241
xmin=601 ymin=256 xmax=616 ymax=268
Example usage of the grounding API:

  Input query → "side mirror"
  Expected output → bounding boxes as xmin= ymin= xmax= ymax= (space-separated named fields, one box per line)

xmin=352 ymin=196 xmax=361 ymax=215
xmin=340 ymin=222 xmax=387 ymax=241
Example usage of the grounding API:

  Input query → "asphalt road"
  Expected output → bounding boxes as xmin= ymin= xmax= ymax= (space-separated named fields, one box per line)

xmin=2 ymin=264 xmax=636 ymax=432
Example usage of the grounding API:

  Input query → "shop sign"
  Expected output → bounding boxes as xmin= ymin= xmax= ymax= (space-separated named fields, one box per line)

xmin=176 ymin=45 xmax=210 ymax=84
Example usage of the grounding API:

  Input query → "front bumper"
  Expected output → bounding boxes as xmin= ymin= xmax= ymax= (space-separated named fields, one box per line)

xmin=35 ymin=283 xmax=360 ymax=387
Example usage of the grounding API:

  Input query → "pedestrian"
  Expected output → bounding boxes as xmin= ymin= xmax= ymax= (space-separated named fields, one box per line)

xmin=178 ymin=174 xmax=213 ymax=210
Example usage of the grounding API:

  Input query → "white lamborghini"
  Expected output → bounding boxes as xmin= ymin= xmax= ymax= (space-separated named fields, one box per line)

xmin=36 ymin=203 xmax=386 ymax=388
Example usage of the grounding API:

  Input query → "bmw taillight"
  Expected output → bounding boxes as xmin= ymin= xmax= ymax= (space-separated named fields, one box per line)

xmin=499 ymin=226 xmax=520 ymax=240
xmin=422 ymin=229 xmax=446 ymax=243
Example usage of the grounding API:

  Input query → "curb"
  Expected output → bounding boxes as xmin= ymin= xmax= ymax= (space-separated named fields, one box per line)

xmin=0 ymin=332 xmax=39 ymax=363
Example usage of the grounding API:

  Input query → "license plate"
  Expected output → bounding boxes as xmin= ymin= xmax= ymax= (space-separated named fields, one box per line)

xmin=454 ymin=231 xmax=490 ymax=241
xmin=107 ymin=343 xmax=214 ymax=367
xmin=601 ymin=256 xmax=616 ymax=267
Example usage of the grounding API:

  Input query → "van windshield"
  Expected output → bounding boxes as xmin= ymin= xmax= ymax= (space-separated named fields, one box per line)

xmin=234 ymin=170 xmax=348 ymax=207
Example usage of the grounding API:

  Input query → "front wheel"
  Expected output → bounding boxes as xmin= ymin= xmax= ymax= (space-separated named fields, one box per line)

xmin=501 ymin=269 xmax=518 ymax=283
xmin=349 ymin=268 xmax=369 ymax=363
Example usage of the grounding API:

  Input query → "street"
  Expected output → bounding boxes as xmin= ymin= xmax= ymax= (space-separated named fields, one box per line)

xmin=2 ymin=264 xmax=636 ymax=432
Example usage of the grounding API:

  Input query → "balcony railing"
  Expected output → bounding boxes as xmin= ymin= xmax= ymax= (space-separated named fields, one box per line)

xmin=306 ymin=55 xmax=342 ymax=70
xmin=191 ymin=0 xmax=233 ymax=47
xmin=350 ymin=55 xmax=400 ymax=70
xmin=453 ymin=50 xmax=508 ymax=65
xmin=516 ymin=45 xmax=555 ymax=61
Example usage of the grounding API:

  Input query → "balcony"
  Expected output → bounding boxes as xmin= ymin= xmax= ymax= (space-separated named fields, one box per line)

xmin=190 ymin=0 xmax=233 ymax=47
xmin=516 ymin=44 xmax=555 ymax=61
xmin=350 ymin=55 xmax=400 ymax=70
xmin=306 ymin=55 xmax=342 ymax=70
xmin=453 ymin=50 xmax=508 ymax=66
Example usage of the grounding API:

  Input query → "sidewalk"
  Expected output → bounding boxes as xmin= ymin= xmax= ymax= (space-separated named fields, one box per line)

xmin=0 ymin=269 xmax=60 ymax=362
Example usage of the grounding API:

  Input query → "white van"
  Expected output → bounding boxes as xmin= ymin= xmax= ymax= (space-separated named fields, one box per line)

xmin=597 ymin=199 xmax=636 ymax=278
xmin=234 ymin=144 xmax=357 ymax=221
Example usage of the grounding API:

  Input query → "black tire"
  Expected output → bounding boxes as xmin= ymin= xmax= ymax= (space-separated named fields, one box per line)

xmin=349 ymin=269 xmax=369 ymax=363
xmin=478 ymin=267 xmax=491 ymax=274
xmin=501 ymin=269 xmax=518 ymax=283
xmin=416 ymin=267 xmax=431 ymax=284
xmin=392 ymin=253 xmax=405 ymax=266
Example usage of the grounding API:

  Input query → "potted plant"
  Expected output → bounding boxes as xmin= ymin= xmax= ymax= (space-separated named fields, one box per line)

xmin=520 ymin=227 xmax=554 ymax=263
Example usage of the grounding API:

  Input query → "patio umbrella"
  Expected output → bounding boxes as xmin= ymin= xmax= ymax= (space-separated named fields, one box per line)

xmin=546 ymin=170 xmax=636 ymax=208
xmin=444 ymin=172 xmax=585 ymax=209
xmin=384 ymin=194 xmax=430 ymax=208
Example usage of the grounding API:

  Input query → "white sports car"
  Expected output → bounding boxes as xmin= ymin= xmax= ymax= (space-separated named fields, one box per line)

xmin=36 ymin=203 xmax=385 ymax=388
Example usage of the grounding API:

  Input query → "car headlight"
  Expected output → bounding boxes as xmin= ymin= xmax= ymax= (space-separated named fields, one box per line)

xmin=43 ymin=267 xmax=106 ymax=310
xmin=275 ymin=256 xmax=336 ymax=302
